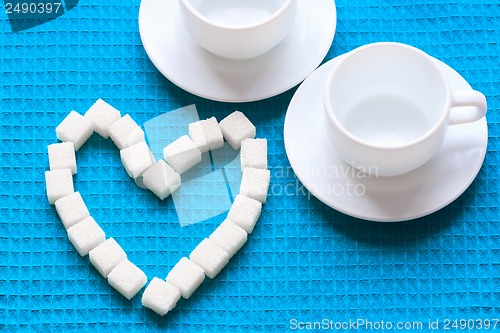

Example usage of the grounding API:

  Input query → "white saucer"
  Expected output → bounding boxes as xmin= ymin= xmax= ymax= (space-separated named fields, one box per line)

xmin=138 ymin=0 xmax=336 ymax=102
xmin=284 ymin=55 xmax=488 ymax=222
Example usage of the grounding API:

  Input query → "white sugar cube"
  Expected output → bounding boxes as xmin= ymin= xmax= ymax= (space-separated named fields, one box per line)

xmin=89 ymin=237 xmax=127 ymax=277
xmin=108 ymin=114 xmax=145 ymax=149
xmin=142 ymin=160 xmax=181 ymax=200
xmin=67 ymin=216 xmax=105 ymax=256
xmin=56 ymin=111 xmax=94 ymax=151
xmin=55 ymin=192 xmax=90 ymax=229
xmin=120 ymin=141 xmax=156 ymax=179
xmin=190 ymin=238 xmax=229 ymax=279
xmin=241 ymin=138 xmax=267 ymax=170
xmin=163 ymin=135 xmax=202 ymax=174
xmin=166 ymin=257 xmax=205 ymax=299
xmin=219 ymin=111 xmax=256 ymax=150
xmin=188 ymin=117 xmax=224 ymax=153
xmin=142 ymin=278 xmax=181 ymax=316
xmin=240 ymin=167 xmax=270 ymax=203
xmin=108 ymin=259 xmax=147 ymax=300
xmin=84 ymin=99 xmax=121 ymax=138
xmin=227 ymin=195 xmax=262 ymax=234
xmin=45 ymin=169 xmax=74 ymax=205
xmin=48 ymin=142 xmax=77 ymax=175
xmin=209 ymin=219 xmax=247 ymax=258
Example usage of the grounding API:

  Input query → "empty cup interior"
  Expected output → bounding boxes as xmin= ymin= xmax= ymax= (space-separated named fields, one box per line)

xmin=185 ymin=0 xmax=289 ymax=27
xmin=327 ymin=44 xmax=448 ymax=147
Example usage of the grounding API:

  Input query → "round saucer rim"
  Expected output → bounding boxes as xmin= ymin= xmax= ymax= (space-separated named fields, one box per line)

xmin=284 ymin=55 xmax=488 ymax=222
xmin=138 ymin=0 xmax=337 ymax=103
xmin=138 ymin=1 xmax=203 ymax=100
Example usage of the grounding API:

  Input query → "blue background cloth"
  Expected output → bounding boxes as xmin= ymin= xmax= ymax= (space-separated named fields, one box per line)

xmin=1 ymin=0 xmax=499 ymax=332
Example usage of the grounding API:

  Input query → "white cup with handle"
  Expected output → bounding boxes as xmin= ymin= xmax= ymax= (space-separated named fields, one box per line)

xmin=179 ymin=0 xmax=298 ymax=60
xmin=324 ymin=42 xmax=487 ymax=177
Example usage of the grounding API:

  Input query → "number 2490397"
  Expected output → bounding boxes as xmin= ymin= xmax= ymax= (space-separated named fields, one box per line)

xmin=5 ymin=2 xmax=62 ymax=14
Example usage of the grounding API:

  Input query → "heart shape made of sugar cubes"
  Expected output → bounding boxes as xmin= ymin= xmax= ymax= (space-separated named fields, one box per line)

xmin=45 ymin=99 xmax=270 ymax=316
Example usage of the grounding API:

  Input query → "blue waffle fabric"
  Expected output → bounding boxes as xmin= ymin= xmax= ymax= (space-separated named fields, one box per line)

xmin=0 ymin=0 xmax=499 ymax=332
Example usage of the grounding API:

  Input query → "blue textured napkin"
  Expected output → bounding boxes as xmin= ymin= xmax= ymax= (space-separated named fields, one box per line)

xmin=0 ymin=0 xmax=499 ymax=332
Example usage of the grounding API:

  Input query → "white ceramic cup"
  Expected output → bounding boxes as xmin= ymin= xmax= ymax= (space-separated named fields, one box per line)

xmin=324 ymin=42 xmax=487 ymax=177
xmin=179 ymin=0 xmax=297 ymax=60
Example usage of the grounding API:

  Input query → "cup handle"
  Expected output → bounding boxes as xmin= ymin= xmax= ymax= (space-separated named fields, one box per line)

xmin=448 ymin=90 xmax=487 ymax=125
